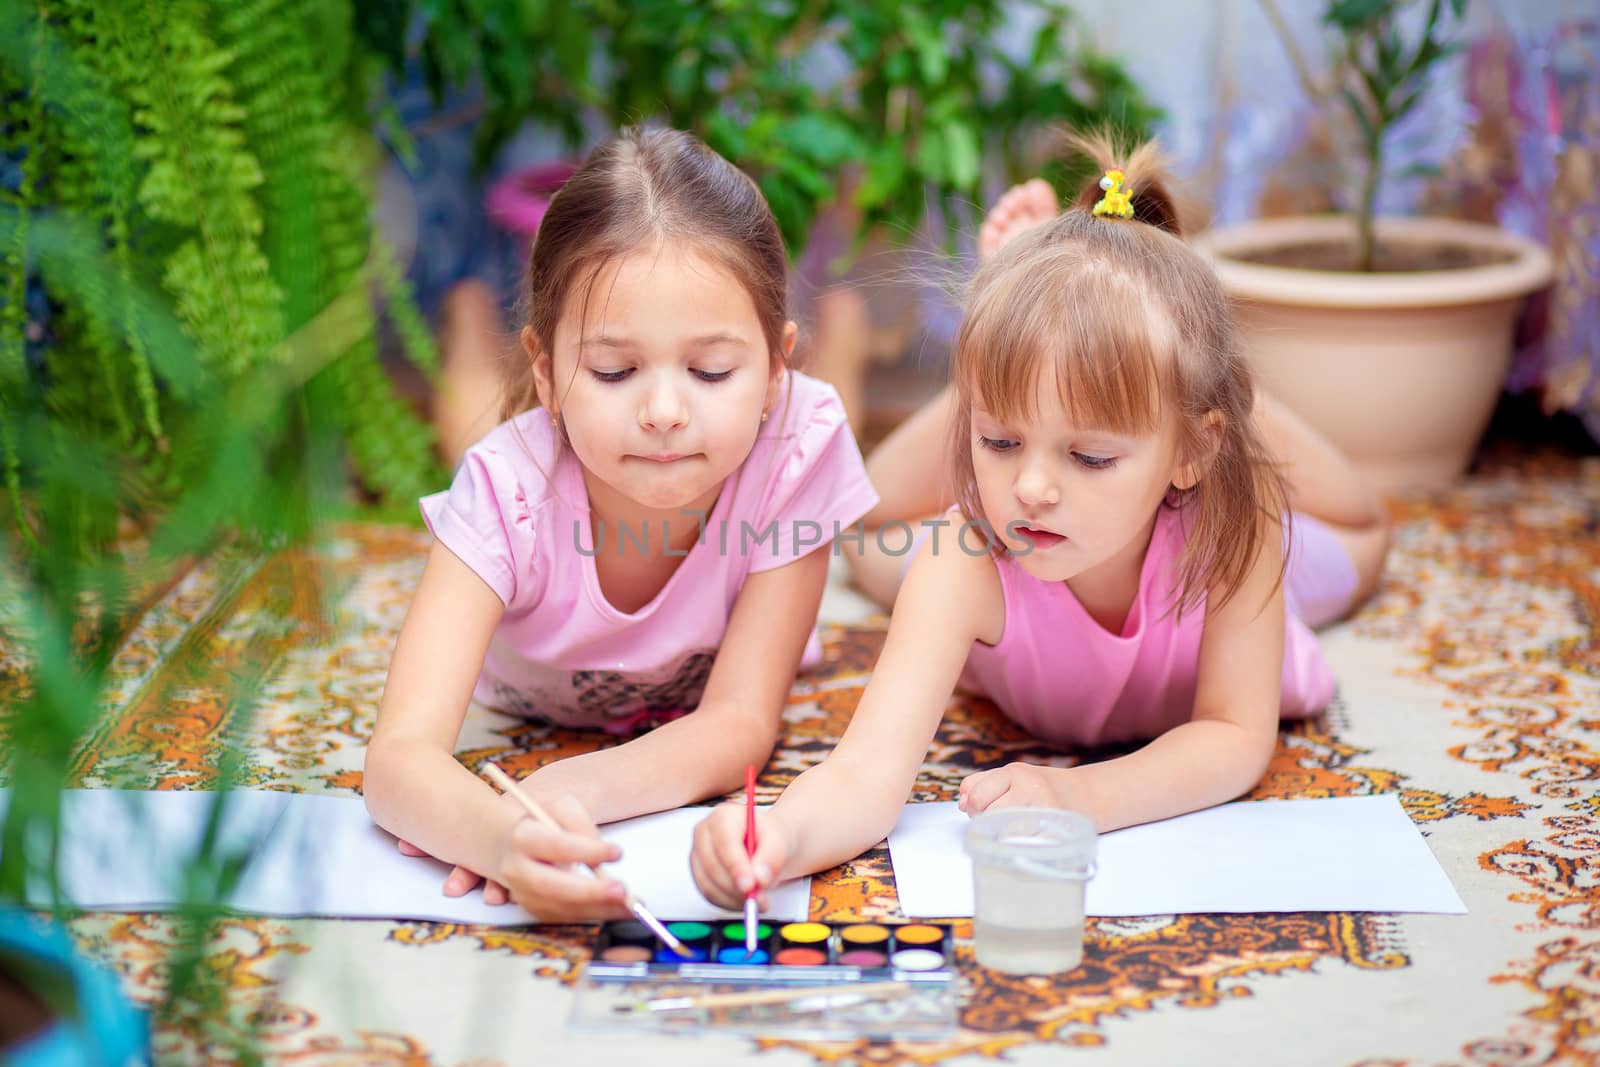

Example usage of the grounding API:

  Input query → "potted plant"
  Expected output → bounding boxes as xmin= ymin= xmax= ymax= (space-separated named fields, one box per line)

xmin=1192 ymin=0 xmax=1552 ymax=493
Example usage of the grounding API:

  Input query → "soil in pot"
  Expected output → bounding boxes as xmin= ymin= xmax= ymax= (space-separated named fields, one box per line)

xmin=1232 ymin=238 xmax=1516 ymax=272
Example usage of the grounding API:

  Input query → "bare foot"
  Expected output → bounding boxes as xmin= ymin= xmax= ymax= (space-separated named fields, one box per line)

xmin=977 ymin=179 xmax=1060 ymax=262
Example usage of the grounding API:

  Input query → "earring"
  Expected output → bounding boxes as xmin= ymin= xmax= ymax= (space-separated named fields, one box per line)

xmin=760 ymin=410 xmax=769 ymax=423
xmin=550 ymin=411 xmax=560 ymax=427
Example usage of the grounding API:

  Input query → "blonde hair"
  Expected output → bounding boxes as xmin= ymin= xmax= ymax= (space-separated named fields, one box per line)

xmin=502 ymin=126 xmax=792 ymax=421
xmin=950 ymin=132 xmax=1287 ymax=615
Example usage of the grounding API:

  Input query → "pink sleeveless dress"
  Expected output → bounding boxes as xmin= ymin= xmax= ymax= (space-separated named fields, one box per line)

xmin=958 ymin=505 xmax=1337 ymax=747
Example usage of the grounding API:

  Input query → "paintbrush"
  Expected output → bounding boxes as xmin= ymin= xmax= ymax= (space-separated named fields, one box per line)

xmin=742 ymin=763 xmax=760 ymax=956
xmin=482 ymin=762 xmax=691 ymax=959
xmin=611 ymin=980 xmax=910 ymax=1015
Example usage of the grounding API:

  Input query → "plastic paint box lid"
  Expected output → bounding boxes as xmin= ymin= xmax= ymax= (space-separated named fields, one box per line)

xmin=572 ymin=919 xmax=958 ymax=1041
xmin=963 ymin=807 xmax=1097 ymax=878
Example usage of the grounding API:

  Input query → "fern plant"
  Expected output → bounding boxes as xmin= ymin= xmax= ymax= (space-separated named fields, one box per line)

xmin=0 ymin=0 xmax=441 ymax=1055
xmin=0 ymin=0 xmax=442 ymax=565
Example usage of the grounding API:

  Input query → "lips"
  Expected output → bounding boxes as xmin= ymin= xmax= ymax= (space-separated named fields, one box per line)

xmin=636 ymin=453 xmax=692 ymax=463
xmin=1013 ymin=525 xmax=1065 ymax=550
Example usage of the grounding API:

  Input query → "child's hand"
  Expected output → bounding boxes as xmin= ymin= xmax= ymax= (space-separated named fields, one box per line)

xmin=494 ymin=792 xmax=633 ymax=922
xmin=394 ymin=836 xmax=512 ymax=904
xmin=394 ymin=834 xmax=519 ymax=904
xmin=959 ymin=763 xmax=1077 ymax=814
xmin=689 ymin=804 xmax=793 ymax=911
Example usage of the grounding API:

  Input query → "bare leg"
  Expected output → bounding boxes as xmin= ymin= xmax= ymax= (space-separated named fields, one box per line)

xmin=433 ymin=279 xmax=510 ymax=469
xmin=1253 ymin=392 xmax=1391 ymax=610
xmin=844 ymin=522 xmax=926 ymax=611
xmin=842 ymin=386 xmax=963 ymax=607
xmin=803 ymin=287 xmax=874 ymax=438
xmin=859 ymin=384 xmax=959 ymax=527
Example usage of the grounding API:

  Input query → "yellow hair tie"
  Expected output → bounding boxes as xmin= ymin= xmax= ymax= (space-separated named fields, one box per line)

xmin=1092 ymin=169 xmax=1135 ymax=219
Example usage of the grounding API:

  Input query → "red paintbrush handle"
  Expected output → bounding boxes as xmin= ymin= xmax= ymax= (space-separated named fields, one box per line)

xmin=743 ymin=764 xmax=758 ymax=899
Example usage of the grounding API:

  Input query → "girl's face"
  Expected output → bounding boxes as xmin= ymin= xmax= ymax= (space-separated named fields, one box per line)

xmin=529 ymin=242 xmax=791 ymax=517
xmin=970 ymin=366 xmax=1194 ymax=587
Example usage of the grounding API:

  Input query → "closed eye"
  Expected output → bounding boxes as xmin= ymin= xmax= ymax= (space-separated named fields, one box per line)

xmin=591 ymin=368 xmax=633 ymax=384
xmin=1073 ymin=452 xmax=1117 ymax=470
xmin=692 ymin=369 xmax=733 ymax=383
xmin=977 ymin=436 xmax=1018 ymax=453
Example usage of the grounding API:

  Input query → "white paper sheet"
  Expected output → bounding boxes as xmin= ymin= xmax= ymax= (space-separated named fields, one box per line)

xmin=0 ymin=789 xmax=810 ymax=924
xmin=887 ymin=795 xmax=1466 ymax=917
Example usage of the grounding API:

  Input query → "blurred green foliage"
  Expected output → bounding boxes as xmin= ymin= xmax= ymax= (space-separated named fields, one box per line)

xmin=391 ymin=0 xmax=1159 ymax=254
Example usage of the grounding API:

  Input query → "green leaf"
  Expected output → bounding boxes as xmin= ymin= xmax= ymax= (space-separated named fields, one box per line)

xmin=1030 ymin=20 xmax=1061 ymax=67
xmin=1324 ymin=0 xmax=1391 ymax=29
xmin=854 ymin=146 xmax=907 ymax=211
xmin=914 ymin=129 xmax=946 ymax=184
xmin=943 ymin=121 xmax=980 ymax=191
xmin=900 ymin=9 xmax=947 ymax=85
xmin=1340 ymin=86 xmax=1380 ymax=150
xmin=1357 ymin=64 xmax=1388 ymax=116
xmin=780 ymin=114 xmax=859 ymax=167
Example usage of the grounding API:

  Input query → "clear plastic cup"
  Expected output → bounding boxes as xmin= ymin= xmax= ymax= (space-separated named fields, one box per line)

xmin=963 ymin=807 xmax=1097 ymax=974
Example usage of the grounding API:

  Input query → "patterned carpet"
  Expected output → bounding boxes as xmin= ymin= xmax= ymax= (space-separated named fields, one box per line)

xmin=5 ymin=452 xmax=1599 ymax=1066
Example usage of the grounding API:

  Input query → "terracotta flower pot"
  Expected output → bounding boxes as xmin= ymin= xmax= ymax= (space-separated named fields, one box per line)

xmin=1194 ymin=216 xmax=1553 ymax=494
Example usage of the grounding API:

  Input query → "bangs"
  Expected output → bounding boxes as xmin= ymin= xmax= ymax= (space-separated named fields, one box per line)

xmin=954 ymin=250 xmax=1172 ymax=436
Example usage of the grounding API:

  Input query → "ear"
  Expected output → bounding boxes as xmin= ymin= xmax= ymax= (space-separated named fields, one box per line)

xmin=765 ymin=321 xmax=797 ymax=414
xmin=1173 ymin=410 xmax=1225 ymax=491
xmin=523 ymin=326 xmax=557 ymax=418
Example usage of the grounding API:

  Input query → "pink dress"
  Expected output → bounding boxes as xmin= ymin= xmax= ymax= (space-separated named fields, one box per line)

xmin=959 ymin=504 xmax=1337 ymax=747
xmin=420 ymin=371 xmax=879 ymax=733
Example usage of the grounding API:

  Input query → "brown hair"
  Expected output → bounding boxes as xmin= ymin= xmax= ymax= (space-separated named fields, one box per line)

xmin=950 ymin=132 xmax=1287 ymax=615
xmin=502 ymin=126 xmax=791 ymax=420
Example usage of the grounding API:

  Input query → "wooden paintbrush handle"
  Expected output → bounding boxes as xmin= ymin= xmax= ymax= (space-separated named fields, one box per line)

xmin=657 ymin=980 xmax=909 ymax=1011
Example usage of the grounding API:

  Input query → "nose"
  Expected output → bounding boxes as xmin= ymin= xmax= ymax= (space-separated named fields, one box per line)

xmin=639 ymin=376 xmax=688 ymax=433
xmin=1013 ymin=457 xmax=1059 ymax=509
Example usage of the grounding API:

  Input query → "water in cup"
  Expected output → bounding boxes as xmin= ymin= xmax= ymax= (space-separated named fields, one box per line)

xmin=964 ymin=810 xmax=1097 ymax=976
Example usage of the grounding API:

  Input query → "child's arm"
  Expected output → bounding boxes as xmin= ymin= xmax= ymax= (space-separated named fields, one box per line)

xmin=690 ymin=542 xmax=1003 ymax=908
xmin=961 ymin=519 xmax=1287 ymax=832
xmin=520 ymin=544 xmax=832 ymax=825
xmin=364 ymin=542 xmax=628 ymax=919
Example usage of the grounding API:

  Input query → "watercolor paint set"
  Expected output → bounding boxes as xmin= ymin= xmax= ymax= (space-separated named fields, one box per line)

xmin=568 ymin=918 xmax=960 ymax=1040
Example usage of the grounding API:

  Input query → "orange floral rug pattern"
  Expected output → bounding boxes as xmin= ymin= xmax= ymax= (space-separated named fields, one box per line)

xmin=1 ymin=455 xmax=1596 ymax=1064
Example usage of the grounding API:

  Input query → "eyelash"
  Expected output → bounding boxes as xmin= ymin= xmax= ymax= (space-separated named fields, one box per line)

xmin=976 ymin=436 xmax=1117 ymax=470
xmin=589 ymin=369 xmax=733 ymax=384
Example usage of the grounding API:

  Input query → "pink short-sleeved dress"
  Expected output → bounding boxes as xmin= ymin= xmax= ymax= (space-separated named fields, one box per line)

xmin=420 ymin=371 xmax=879 ymax=733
